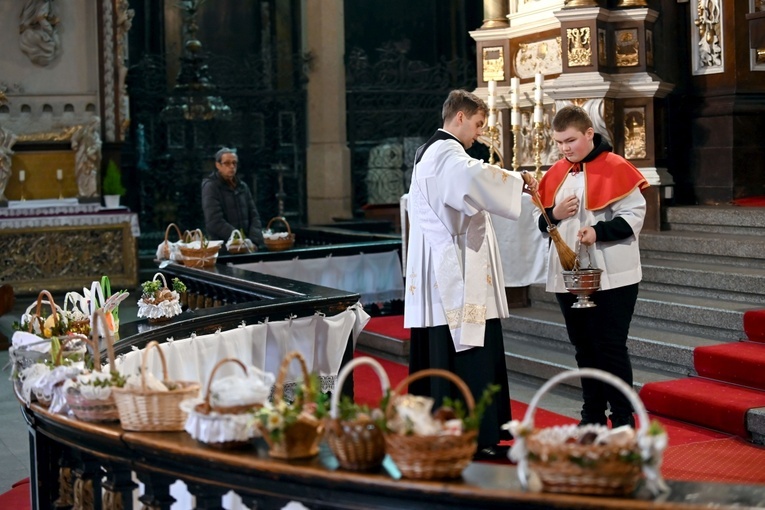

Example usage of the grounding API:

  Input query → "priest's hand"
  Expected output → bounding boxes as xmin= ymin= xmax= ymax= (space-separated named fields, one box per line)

xmin=577 ymin=226 xmax=597 ymax=246
xmin=520 ymin=171 xmax=538 ymax=195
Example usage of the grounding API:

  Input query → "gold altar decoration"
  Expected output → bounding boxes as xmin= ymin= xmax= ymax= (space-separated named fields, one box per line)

xmin=482 ymin=46 xmax=505 ymax=82
xmin=616 ymin=29 xmax=640 ymax=67
xmin=481 ymin=0 xmax=509 ymax=29
xmin=564 ymin=0 xmax=599 ymax=7
xmin=484 ymin=80 xmax=502 ymax=166
xmin=567 ymin=27 xmax=593 ymax=67
xmin=617 ymin=0 xmax=648 ymax=6
xmin=0 ymin=223 xmax=137 ymax=294
xmin=624 ymin=108 xmax=647 ymax=160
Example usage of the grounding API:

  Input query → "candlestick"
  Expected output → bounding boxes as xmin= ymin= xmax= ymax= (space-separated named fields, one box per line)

xmin=512 ymin=123 xmax=521 ymax=173
xmin=19 ymin=170 xmax=26 ymax=201
xmin=57 ymin=169 xmax=64 ymax=199
xmin=56 ymin=169 xmax=63 ymax=181
xmin=488 ymin=111 xmax=496 ymax=128
xmin=533 ymin=121 xmax=545 ymax=180
xmin=535 ymin=72 xmax=544 ymax=88
xmin=488 ymin=80 xmax=496 ymax=95
xmin=534 ymin=105 xmax=544 ymax=124
xmin=488 ymin=94 xmax=495 ymax=109
xmin=19 ymin=170 xmax=25 ymax=183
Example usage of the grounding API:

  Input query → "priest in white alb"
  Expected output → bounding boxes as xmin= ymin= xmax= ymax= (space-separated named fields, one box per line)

xmin=404 ymin=89 xmax=537 ymax=460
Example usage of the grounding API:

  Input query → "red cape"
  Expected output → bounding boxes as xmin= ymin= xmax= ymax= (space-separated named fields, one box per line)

xmin=539 ymin=152 xmax=649 ymax=211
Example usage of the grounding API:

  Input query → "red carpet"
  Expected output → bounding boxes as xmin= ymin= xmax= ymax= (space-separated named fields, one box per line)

xmin=744 ymin=309 xmax=765 ymax=343
xmin=731 ymin=196 xmax=765 ymax=207
xmin=662 ymin=438 xmax=765 ymax=484
xmin=0 ymin=478 xmax=30 ymax=510
xmin=364 ymin=315 xmax=409 ymax=341
xmin=694 ymin=341 xmax=765 ymax=390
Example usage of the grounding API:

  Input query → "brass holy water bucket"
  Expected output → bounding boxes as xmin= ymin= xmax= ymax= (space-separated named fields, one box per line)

xmin=561 ymin=242 xmax=602 ymax=308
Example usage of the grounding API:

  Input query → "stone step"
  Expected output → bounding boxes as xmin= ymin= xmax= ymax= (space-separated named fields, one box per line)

xmin=503 ymin=331 xmax=678 ymax=394
xmin=641 ymin=259 xmax=765 ymax=305
xmin=640 ymin=230 xmax=765 ymax=268
xmin=502 ymin=307 xmax=720 ymax=377
xmin=665 ymin=206 xmax=765 ymax=236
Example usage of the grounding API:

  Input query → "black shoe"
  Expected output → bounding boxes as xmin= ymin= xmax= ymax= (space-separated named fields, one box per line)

xmin=578 ymin=412 xmax=608 ymax=426
xmin=473 ymin=445 xmax=510 ymax=461
xmin=610 ymin=413 xmax=636 ymax=429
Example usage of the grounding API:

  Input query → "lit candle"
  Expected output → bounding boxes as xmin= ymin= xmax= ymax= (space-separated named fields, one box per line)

xmin=534 ymin=105 xmax=544 ymax=124
xmin=488 ymin=80 xmax=496 ymax=95
xmin=488 ymin=111 xmax=497 ymax=128
xmin=56 ymin=169 xmax=63 ymax=181
xmin=19 ymin=170 xmax=25 ymax=182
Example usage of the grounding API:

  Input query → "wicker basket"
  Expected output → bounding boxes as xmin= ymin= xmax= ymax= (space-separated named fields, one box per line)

xmin=510 ymin=368 xmax=668 ymax=497
xmin=65 ymin=310 xmax=120 ymax=423
xmin=383 ymin=368 xmax=478 ymax=480
xmin=188 ymin=358 xmax=263 ymax=449
xmin=179 ymin=229 xmax=221 ymax=268
xmin=158 ymin=223 xmax=183 ymax=261
xmin=111 ymin=340 xmax=200 ymax=431
xmin=263 ymin=217 xmax=295 ymax=252
xmin=11 ymin=290 xmax=64 ymax=377
xmin=325 ymin=356 xmax=389 ymax=471
xmin=257 ymin=351 xmax=324 ymax=459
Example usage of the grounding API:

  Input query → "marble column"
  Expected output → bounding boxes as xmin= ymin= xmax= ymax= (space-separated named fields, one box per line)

xmin=304 ymin=0 xmax=352 ymax=224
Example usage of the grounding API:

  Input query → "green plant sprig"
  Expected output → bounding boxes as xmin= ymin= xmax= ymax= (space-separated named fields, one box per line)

xmin=443 ymin=383 xmax=500 ymax=431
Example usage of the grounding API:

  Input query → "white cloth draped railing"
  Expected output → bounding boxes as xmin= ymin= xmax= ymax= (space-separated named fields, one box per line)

xmin=113 ymin=303 xmax=370 ymax=394
xmin=491 ymin=193 xmax=548 ymax=287
xmin=234 ymin=250 xmax=405 ymax=304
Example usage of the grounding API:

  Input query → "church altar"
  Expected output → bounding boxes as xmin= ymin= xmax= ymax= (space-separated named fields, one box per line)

xmin=0 ymin=200 xmax=139 ymax=294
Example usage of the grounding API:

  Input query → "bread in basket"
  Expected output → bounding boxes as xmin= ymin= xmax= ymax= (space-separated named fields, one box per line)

xmin=505 ymin=368 xmax=669 ymax=497
xmin=136 ymin=272 xmax=185 ymax=323
xmin=262 ymin=217 xmax=295 ymax=252
xmin=182 ymin=358 xmax=274 ymax=449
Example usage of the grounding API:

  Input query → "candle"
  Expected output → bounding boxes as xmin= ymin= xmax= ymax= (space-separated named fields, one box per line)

xmin=534 ymin=105 xmax=544 ymax=124
xmin=488 ymin=80 xmax=496 ymax=95
xmin=488 ymin=94 xmax=495 ymax=109
xmin=535 ymin=84 xmax=543 ymax=102
xmin=56 ymin=169 xmax=63 ymax=181
xmin=535 ymin=72 xmax=544 ymax=102
xmin=512 ymin=110 xmax=521 ymax=127
xmin=535 ymin=72 xmax=544 ymax=88
xmin=19 ymin=170 xmax=25 ymax=182
xmin=488 ymin=111 xmax=497 ymax=128
xmin=510 ymin=77 xmax=520 ymax=107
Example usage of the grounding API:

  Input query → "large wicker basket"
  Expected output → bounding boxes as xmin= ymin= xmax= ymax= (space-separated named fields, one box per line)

xmin=158 ymin=223 xmax=183 ymax=261
xmin=325 ymin=356 xmax=389 ymax=471
xmin=509 ymin=368 xmax=668 ymax=497
xmin=263 ymin=217 xmax=295 ymax=252
xmin=179 ymin=229 xmax=221 ymax=268
xmin=65 ymin=310 xmax=120 ymax=423
xmin=257 ymin=351 xmax=324 ymax=459
xmin=383 ymin=368 xmax=478 ymax=480
xmin=111 ymin=340 xmax=200 ymax=431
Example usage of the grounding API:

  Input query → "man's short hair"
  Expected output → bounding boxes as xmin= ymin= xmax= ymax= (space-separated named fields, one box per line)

xmin=215 ymin=147 xmax=238 ymax=163
xmin=442 ymin=89 xmax=488 ymax=123
xmin=552 ymin=105 xmax=593 ymax=134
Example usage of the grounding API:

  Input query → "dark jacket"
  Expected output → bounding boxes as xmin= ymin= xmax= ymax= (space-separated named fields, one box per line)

xmin=201 ymin=171 xmax=264 ymax=247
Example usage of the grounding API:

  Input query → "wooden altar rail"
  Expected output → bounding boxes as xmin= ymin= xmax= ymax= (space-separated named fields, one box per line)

xmin=22 ymin=402 xmax=765 ymax=510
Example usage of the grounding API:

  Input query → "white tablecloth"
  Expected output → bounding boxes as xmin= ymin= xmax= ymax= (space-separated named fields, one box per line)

xmin=234 ymin=251 xmax=405 ymax=304
xmin=0 ymin=210 xmax=141 ymax=236
xmin=491 ymin=193 xmax=548 ymax=287
xmin=114 ymin=304 xmax=370 ymax=394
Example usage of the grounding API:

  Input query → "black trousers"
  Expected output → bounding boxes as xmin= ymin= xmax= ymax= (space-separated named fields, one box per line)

xmin=555 ymin=283 xmax=639 ymax=419
xmin=408 ymin=318 xmax=511 ymax=447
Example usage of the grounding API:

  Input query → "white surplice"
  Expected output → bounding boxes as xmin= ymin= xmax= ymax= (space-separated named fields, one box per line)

xmin=403 ymin=130 xmax=526 ymax=352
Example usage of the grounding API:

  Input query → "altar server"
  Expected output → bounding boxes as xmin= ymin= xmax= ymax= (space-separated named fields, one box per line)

xmin=404 ymin=89 xmax=537 ymax=459
xmin=536 ymin=105 xmax=649 ymax=428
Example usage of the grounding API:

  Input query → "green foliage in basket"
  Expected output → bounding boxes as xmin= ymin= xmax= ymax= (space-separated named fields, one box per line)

xmin=13 ymin=312 xmax=68 ymax=339
xmin=76 ymin=370 xmax=127 ymax=389
xmin=253 ymin=373 xmax=329 ymax=444
xmin=141 ymin=279 xmax=163 ymax=296
xmin=171 ymin=277 xmax=187 ymax=293
xmin=335 ymin=395 xmax=385 ymax=422
xmin=442 ymin=383 xmax=500 ymax=431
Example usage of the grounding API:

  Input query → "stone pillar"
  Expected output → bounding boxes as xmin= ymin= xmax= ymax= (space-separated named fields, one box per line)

xmin=481 ymin=0 xmax=509 ymax=29
xmin=304 ymin=0 xmax=352 ymax=224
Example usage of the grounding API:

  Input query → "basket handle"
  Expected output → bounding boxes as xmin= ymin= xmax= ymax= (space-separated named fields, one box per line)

xmin=140 ymin=340 xmax=169 ymax=392
xmin=152 ymin=272 xmax=169 ymax=289
xmin=203 ymin=358 xmax=248 ymax=408
xmin=52 ymin=334 xmax=86 ymax=366
xmin=266 ymin=216 xmax=292 ymax=235
xmin=330 ymin=356 xmax=390 ymax=419
xmin=385 ymin=368 xmax=475 ymax=420
xmin=164 ymin=223 xmax=182 ymax=244
xmin=273 ymin=350 xmax=312 ymax=408
xmin=29 ymin=290 xmax=60 ymax=334
xmin=89 ymin=309 xmax=117 ymax=373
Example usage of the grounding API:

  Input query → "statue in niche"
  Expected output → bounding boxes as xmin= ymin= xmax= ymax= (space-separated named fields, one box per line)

xmin=71 ymin=117 xmax=101 ymax=198
xmin=0 ymin=127 xmax=18 ymax=202
xmin=19 ymin=0 xmax=61 ymax=67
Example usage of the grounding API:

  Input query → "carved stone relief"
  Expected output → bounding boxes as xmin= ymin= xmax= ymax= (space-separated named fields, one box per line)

xmin=692 ymin=0 xmax=724 ymax=74
xmin=514 ymin=38 xmax=562 ymax=79
xmin=19 ymin=0 xmax=61 ymax=67
xmin=567 ymin=27 xmax=592 ymax=67
xmin=0 ymin=127 xmax=18 ymax=201
xmin=70 ymin=117 xmax=102 ymax=198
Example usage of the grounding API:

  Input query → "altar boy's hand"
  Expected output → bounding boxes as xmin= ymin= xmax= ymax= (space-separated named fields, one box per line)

xmin=520 ymin=171 xmax=538 ymax=194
